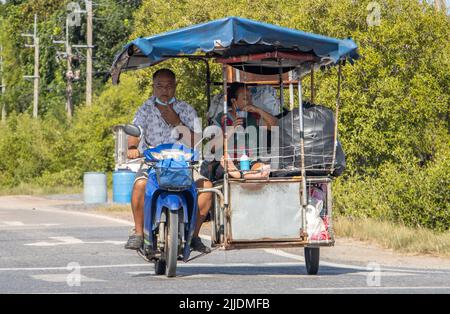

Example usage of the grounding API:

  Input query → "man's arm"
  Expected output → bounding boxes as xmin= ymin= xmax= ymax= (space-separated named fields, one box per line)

xmin=258 ymin=109 xmax=278 ymax=128
xmin=127 ymin=136 xmax=141 ymax=159
xmin=254 ymin=108 xmax=278 ymax=128
xmin=129 ymin=102 xmax=149 ymax=158
xmin=243 ymin=105 xmax=278 ymax=128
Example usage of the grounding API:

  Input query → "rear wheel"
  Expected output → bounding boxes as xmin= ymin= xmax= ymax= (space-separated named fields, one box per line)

xmin=304 ymin=247 xmax=320 ymax=275
xmin=165 ymin=210 xmax=179 ymax=277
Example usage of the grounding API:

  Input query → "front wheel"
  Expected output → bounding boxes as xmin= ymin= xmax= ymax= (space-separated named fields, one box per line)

xmin=165 ymin=210 xmax=179 ymax=277
xmin=304 ymin=247 xmax=320 ymax=275
xmin=154 ymin=260 xmax=166 ymax=275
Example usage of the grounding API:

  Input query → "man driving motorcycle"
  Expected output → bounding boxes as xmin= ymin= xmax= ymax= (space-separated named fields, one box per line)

xmin=125 ymin=68 xmax=212 ymax=253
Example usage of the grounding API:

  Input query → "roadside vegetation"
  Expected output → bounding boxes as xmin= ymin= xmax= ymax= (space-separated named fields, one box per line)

xmin=334 ymin=215 xmax=450 ymax=257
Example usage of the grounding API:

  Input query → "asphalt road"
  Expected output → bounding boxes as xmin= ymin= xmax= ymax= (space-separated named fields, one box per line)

xmin=1 ymin=202 xmax=449 ymax=294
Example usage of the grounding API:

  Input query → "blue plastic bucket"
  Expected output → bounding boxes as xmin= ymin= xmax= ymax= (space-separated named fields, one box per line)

xmin=83 ymin=172 xmax=107 ymax=204
xmin=113 ymin=169 xmax=136 ymax=204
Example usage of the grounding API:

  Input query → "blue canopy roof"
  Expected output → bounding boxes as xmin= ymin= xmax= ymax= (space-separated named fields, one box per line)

xmin=111 ymin=16 xmax=359 ymax=84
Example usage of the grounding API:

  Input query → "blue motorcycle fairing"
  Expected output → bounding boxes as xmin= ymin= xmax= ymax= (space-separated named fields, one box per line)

xmin=143 ymin=168 xmax=198 ymax=261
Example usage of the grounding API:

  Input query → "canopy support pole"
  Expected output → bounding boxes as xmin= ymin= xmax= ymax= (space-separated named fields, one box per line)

xmin=221 ymin=64 xmax=230 ymax=245
xmin=297 ymin=70 xmax=307 ymax=239
xmin=310 ymin=64 xmax=315 ymax=104
xmin=278 ymin=62 xmax=285 ymax=107
xmin=331 ymin=61 xmax=342 ymax=173
xmin=222 ymin=64 xmax=229 ymax=201
xmin=204 ymin=59 xmax=211 ymax=114
xmin=289 ymin=70 xmax=295 ymax=169
xmin=278 ymin=63 xmax=287 ymax=168
xmin=288 ymin=70 xmax=295 ymax=110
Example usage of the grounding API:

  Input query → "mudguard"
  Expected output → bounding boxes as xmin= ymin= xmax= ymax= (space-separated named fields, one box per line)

xmin=155 ymin=193 xmax=189 ymax=227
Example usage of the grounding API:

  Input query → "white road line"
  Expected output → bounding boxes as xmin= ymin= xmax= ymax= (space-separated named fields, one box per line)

xmin=36 ymin=207 xmax=134 ymax=226
xmin=126 ymin=271 xmax=215 ymax=279
xmin=264 ymin=249 xmax=305 ymax=262
xmin=180 ymin=263 xmax=256 ymax=267
xmin=295 ymin=286 xmax=450 ymax=291
xmin=2 ymin=221 xmax=25 ymax=226
xmin=346 ymin=271 xmax=415 ymax=277
xmin=32 ymin=292 xmax=81 ymax=294
xmin=127 ymin=271 xmax=155 ymax=276
xmin=0 ymin=221 xmax=60 ymax=228
xmin=0 ymin=261 xmax=304 ymax=272
xmin=31 ymin=274 xmax=106 ymax=283
xmin=25 ymin=236 xmax=125 ymax=246
xmin=0 ymin=264 xmax=150 ymax=272
xmin=263 ymin=249 xmax=450 ymax=275
xmin=2 ymin=260 xmax=446 ymax=279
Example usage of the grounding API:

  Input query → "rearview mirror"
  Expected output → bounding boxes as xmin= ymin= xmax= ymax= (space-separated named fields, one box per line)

xmin=123 ymin=124 xmax=141 ymax=137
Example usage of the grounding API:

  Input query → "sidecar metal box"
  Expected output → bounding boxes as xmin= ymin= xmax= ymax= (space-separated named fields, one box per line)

xmin=228 ymin=179 xmax=303 ymax=240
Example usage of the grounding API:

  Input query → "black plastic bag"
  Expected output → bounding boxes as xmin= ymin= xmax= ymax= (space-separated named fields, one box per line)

xmin=276 ymin=103 xmax=346 ymax=177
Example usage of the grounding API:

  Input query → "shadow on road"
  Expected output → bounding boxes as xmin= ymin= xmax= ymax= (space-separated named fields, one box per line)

xmin=129 ymin=264 xmax=363 ymax=278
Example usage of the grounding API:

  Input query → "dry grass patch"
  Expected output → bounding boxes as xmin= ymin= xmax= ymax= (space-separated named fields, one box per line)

xmin=334 ymin=215 xmax=450 ymax=257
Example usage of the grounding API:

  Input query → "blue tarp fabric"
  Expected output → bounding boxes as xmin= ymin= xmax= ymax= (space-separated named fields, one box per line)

xmin=111 ymin=17 xmax=359 ymax=84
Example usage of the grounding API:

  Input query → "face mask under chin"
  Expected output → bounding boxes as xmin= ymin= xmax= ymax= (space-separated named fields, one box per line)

xmin=155 ymin=97 xmax=176 ymax=106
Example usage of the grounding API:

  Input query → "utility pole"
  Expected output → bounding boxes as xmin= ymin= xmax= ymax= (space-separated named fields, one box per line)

xmin=54 ymin=18 xmax=75 ymax=120
xmin=71 ymin=0 xmax=94 ymax=106
xmin=21 ymin=14 xmax=39 ymax=118
xmin=0 ymin=45 xmax=6 ymax=122
xmin=53 ymin=1 xmax=93 ymax=119
xmin=66 ymin=19 xmax=74 ymax=119
xmin=86 ymin=0 xmax=93 ymax=106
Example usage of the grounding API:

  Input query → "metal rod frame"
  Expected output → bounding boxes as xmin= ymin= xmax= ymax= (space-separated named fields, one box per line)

xmin=297 ymin=71 xmax=307 ymax=238
xmin=221 ymin=64 xmax=230 ymax=246
xmin=331 ymin=61 xmax=342 ymax=172
xmin=310 ymin=64 xmax=315 ymax=104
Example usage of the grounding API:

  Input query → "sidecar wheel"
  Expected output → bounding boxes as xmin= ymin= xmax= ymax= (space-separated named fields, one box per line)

xmin=304 ymin=247 xmax=320 ymax=275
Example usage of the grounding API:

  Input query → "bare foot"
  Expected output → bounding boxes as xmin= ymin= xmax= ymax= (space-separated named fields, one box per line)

xmin=220 ymin=155 xmax=241 ymax=178
xmin=243 ymin=163 xmax=270 ymax=179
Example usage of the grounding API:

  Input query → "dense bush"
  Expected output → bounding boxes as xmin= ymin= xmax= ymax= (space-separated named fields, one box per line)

xmin=0 ymin=112 xmax=54 ymax=187
xmin=335 ymin=141 xmax=450 ymax=232
xmin=0 ymin=75 xmax=145 ymax=188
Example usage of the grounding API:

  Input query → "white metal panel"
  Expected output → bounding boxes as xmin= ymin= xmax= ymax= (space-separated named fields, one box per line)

xmin=229 ymin=182 xmax=302 ymax=240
